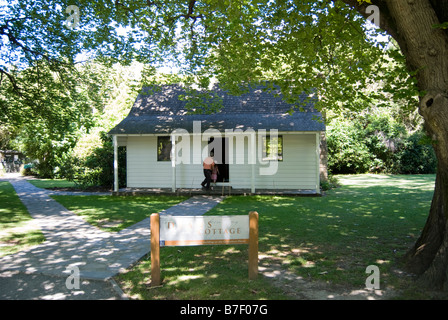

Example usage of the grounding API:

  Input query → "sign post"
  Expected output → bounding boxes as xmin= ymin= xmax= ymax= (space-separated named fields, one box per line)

xmin=150 ymin=213 xmax=161 ymax=286
xmin=150 ymin=212 xmax=259 ymax=286
xmin=249 ymin=211 xmax=259 ymax=280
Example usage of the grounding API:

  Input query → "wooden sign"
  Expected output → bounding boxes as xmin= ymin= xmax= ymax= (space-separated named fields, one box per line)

xmin=159 ymin=215 xmax=250 ymax=246
xmin=150 ymin=212 xmax=259 ymax=286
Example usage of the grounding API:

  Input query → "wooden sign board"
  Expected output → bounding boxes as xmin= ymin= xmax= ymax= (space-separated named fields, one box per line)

xmin=150 ymin=212 xmax=258 ymax=286
xmin=159 ymin=215 xmax=249 ymax=246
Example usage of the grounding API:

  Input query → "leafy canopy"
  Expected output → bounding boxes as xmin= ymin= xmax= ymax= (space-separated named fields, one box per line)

xmin=1 ymin=0 xmax=417 ymax=119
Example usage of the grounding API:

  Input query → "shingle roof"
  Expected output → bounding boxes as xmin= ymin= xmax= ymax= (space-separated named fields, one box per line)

xmin=108 ymin=84 xmax=325 ymax=135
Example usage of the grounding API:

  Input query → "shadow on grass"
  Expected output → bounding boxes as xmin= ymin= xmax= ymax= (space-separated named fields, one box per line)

xmin=0 ymin=181 xmax=46 ymax=256
xmin=118 ymin=174 xmax=439 ymax=299
xmin=118 ymin=245 xmax=291 ymax=300
xmin=51 ymin=195 xmax=189 ymax=232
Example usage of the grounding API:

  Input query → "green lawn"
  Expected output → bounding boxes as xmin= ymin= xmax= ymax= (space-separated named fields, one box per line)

xmin=28 ymin=178 xmax=76 ymax=189
xmin=0 ymin=181 xmax=45 ymax=256
xmin=51 ymin=195 xmax=189 ymax=232
xmin=206 ymin=175 xmax=434 ymax=288
xmin=6 ymin=174 xmax=438 ymax=299
xmin=112 ymin=174 xmax=439 ymax=300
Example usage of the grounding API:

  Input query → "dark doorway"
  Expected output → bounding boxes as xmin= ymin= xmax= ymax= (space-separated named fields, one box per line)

xmin=208 ymin=137 xmax=229 ymax=182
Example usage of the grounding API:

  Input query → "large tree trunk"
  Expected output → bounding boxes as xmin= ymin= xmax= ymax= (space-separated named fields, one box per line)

xmin=341 ymin=0 xmax=448 ymax=288
xmin=405 ymin=93 xmax=448 ymax=289
xmin=381 ymin=0 xmax=448 ymax=289
xmin=337 ymin=0 xmax=448 ymax=289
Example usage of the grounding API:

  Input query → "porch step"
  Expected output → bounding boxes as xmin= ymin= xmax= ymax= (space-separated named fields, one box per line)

xmin=113 ymin=187 xmax=321 ymax=197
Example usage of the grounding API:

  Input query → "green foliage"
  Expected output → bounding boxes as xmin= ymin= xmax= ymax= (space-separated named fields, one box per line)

xmin=2 ymin=0 xmax=416 ymax=114
xmin=6 ymin=60 xmax=99 ymax=178
xmin=327 ymin=119 xmax=373 ymax=173
xmin=4 ymin=58 xmax=145 ymax=178
xmin=15 ymin=121 xmax=83 ymax=178
xmin=0 ymin=0 xmax=427 ymax=183
xmin=64 ymin=132 xmax=126 ymax=189
xmin=320 ymin=174 xmax=340 ymax=191
xmin=20 ymin=163 xmax=35 ymax=176
xmin=396 ymin=131 xmax=438 ymax=174
xmin=327 ymin=112 xmax=437 ymax=174
xmin=0 ymin=182 xmax=45 ymax=256
xmin=432 ymin=22 xmax=448 ymax=30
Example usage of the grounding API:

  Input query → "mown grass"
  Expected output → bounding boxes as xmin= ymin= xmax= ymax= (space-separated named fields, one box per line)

xmin=112 ymin=174 xmax=439 ymax=300
xmin=206 ymin=175 xmax=434 ymax=290
xmin=0 ymin=181 xmax=45 ymax=256
xmin=33 ymin=174 xmax=443 ymax=299
xmin=51 ymin=195 xmax=189 ymax=232
xmin=28 ymin=178 xmax=76 ymax=189
xmin=117 ymin=246 xmax=290 ymax=300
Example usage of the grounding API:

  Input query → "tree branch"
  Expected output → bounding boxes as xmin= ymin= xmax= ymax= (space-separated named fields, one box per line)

xmin=168 ymin=0 xmax=204 ymax=24
xmin=339 ymin=0 xmax=400 ymax=42
xmin=114 ymin=0 xmax=138 ymax=19
xmin=0 ymin=24 xmax=58 ymax=67
xmin=0 ymin=68 xmax=22 ymax=94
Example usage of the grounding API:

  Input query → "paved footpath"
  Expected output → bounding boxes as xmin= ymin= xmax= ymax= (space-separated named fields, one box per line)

xmin=0 ymin=174 xmax=224 ymax=300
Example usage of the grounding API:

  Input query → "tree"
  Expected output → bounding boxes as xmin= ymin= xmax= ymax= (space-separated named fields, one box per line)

xmin=326 ymin=110 xmax=437 ymax=175
xmin=164 ymin=0 xmax=448 ymax=290
xmin=2 ymin=0 xmax=448 ymax=289
xmin=2 ymin=58 xmax=108 ymax=177
xmin=342 ymin=0 xmax=448 ymax=290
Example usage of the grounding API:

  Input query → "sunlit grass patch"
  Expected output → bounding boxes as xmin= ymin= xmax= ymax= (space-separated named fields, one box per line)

xmin=0 ymin=181 xmax=45 ymax=256
xmin=53 ymin=174 xmax=437 ymax=299
xmin=51 ymin=195 xmax=189 ymax=232
xmin=28 ymin=178 xmax=76 ymax=189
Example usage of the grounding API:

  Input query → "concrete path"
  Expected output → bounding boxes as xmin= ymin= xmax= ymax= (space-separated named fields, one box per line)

xmin=0 ymin=174 xmax=224 ymax=299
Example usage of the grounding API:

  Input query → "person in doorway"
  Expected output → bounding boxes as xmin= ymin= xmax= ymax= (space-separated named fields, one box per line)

xmin=211 ymin=165 xmax=219 ymax=185
xmin=201 ymin=152 xmax=215 ymax=190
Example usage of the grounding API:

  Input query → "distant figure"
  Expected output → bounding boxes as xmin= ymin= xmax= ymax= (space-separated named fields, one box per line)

xmin=211 ymin=165 xmax=219 ymax=185
xmin=201 ymin=153 xmax=215 ymax=190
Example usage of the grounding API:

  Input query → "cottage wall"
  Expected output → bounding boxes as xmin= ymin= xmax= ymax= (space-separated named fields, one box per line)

xmin=230 ymin=133 xmax=318 ymax=190
xmin=126 ymin=136 xmax=169 ymax=188
xmin=125 ymin=133 xmax=319 ymax=191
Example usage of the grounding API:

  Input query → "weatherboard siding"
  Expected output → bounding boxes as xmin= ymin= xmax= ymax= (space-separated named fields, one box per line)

xmin=229 ymin=134 xmax=317 ymax=190
xmin=126 ymin=136 xmax=171 ymax=188
xmin=126 ymin=133 xmax=318 ymax=190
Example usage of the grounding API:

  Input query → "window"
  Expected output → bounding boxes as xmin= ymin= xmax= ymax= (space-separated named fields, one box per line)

xmin=262 ymin=135 xmax=283 ymax=161
xmin=157 ymin=136 xmax=172 ymax=161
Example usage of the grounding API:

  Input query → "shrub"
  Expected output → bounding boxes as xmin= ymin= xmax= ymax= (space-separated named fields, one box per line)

xmin=326 ymin=119 xmax=373 ymax=174
xmin=327 ymin=113 xmax=436 ymax=175
xmin=20 ymin=163 xmax=36 ymax=176
xmin=65 ymin=132 xmax=126 ymax=189
xmin=320 ymin=174 xmax=340 ymax=191
xmin=396 ymin=131 xmax=437 ymax=174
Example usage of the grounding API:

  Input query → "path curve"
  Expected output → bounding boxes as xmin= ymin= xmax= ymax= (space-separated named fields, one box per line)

xmin=0 ymin=174 xmax=223 ymax=299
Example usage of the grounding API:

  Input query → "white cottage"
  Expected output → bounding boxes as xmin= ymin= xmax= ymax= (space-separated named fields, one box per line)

xmin=108 ymin=84 xmax=326 ymax=194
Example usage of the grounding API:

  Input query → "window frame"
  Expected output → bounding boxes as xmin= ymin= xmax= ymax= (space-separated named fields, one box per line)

xmin=262 ymin=135 xmax=283 ymax=162
xmin=157 ymin=136 xmax=172 ymax=162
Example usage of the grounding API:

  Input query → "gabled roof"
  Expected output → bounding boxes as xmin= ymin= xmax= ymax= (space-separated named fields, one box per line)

xmin=108 ymin=84 xmax=325 ymax=135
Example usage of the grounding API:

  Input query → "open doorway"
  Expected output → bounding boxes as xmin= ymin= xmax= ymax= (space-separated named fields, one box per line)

xmin=208 ymin=137 xmax=229 ymax=182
